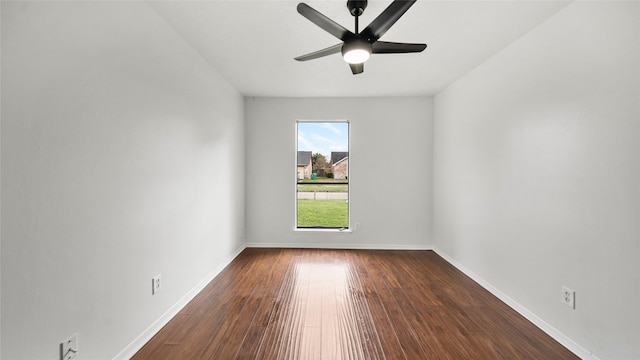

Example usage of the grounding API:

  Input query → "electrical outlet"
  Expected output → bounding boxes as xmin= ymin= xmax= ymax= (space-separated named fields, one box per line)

xmin=60 ymin=333 xmax=78 ymax=360
xmin=562 ymin=286 xmax=575 ymax=309
xmin=152 ymin=274 xmax=162 ymax=295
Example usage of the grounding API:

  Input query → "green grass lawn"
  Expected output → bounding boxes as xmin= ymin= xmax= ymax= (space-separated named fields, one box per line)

xmin=298 ymin=177 xmax=347 ymax=184
xmin=297 ymin=199 xmax=348 ymax=228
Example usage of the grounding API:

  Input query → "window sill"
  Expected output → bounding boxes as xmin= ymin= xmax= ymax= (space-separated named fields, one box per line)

xmin=294 ymin=228 xmax=352 ymax=233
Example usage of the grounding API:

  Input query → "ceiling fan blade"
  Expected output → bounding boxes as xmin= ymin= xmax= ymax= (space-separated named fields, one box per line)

xmin=372 ymin=41 xmax=426 ymax=54
xmin=295 ymin=43 xmax=343 ymax=61
xmin=349 ymin=63 xmax=364 ymax=75
xmin=297 ymin=3 xmax=353 ymax=41
xmin=361 ymin=0 xmax=417 ymax=42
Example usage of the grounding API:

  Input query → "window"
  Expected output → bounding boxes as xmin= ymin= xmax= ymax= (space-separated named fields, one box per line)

xmin=296 ymin=121 xmax=349 ymax=229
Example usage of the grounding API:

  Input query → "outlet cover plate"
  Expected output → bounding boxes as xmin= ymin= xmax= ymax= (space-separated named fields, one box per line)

xmin=562 ymin=286 xmax=575 ymax=309
xmin=152 ymin=274 xmax=162 ymax=295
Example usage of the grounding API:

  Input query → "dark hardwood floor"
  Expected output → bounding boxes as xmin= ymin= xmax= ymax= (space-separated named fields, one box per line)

xmin=132 ymin=248 xmax=579 ymax=359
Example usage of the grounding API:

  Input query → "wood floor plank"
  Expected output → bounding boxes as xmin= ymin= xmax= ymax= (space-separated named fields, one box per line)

xmin=132 ymin=249 xmax=579 ymax=360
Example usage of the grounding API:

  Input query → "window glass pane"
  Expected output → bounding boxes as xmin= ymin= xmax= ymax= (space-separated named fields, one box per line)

xmin=296 ymin=121 xmax=349 ymax=229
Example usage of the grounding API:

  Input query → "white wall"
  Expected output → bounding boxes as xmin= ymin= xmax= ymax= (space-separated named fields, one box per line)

xmin=245 ymin=97 xmax=432 ymax=249
xmin=433 ymin=2 xmax=639 ymax=359
xmin=0 ymin=3 xmax=3 ymax=356
xmin=1 ymin=2 xmax=244 ymax=359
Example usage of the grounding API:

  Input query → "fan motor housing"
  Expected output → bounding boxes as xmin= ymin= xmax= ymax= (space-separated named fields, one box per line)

xmin=347 ymin=0 xmax=367 ymax=16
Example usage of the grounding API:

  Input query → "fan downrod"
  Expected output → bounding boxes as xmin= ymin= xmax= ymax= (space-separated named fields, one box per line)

xmin=347 ymin=0 xmax=367 ymax=16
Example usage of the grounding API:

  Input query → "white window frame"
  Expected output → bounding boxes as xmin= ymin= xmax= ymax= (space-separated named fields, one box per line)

xmin=294 ymin=120 xmax=351 ymax=232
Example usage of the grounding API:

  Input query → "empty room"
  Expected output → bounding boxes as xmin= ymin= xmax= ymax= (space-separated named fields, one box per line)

xmin=1 ymin=0 xmax=638 ymax=359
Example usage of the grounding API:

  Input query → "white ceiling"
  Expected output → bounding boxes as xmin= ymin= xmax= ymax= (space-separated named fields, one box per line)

xmin=148 ymin=0 xmax=571 ymax=97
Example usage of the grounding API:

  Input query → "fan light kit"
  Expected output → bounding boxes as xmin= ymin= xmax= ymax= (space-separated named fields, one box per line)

xmin=342 ymin=40 xmax=372 ymax=64
xmin=295 ymin=0 xmax=427 ymax=74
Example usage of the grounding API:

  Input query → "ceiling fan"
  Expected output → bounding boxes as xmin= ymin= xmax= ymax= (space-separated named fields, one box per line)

xmin=294 ymin=0 xmax=427 ymax=75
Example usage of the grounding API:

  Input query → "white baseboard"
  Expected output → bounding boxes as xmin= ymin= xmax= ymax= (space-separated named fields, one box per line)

xmin=112 ymin=245 xmax=246 ymax=360
xmin=245 ymin=242 xmax=433 ymax=250
xmin=431 ymin=247 xmax=598 ymax=360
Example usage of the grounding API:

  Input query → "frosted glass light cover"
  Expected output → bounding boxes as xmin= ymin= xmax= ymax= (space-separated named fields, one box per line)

xmin=343 ymin=49 xmax=370 ymax=64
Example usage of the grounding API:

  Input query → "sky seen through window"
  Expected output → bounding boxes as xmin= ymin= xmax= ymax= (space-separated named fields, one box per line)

xmin=297 ymin=122 xmax=348 ymax=160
